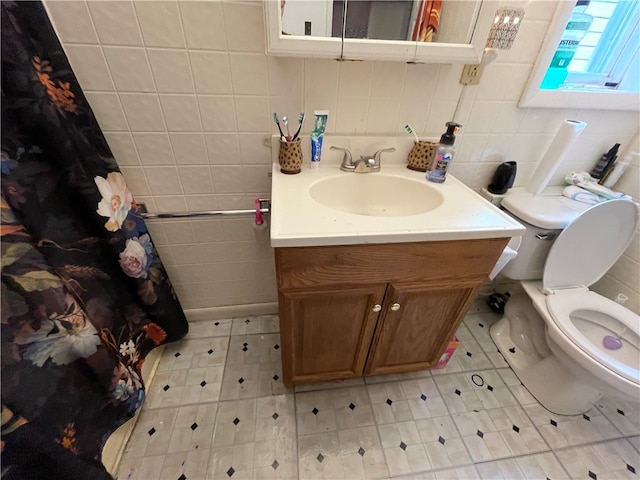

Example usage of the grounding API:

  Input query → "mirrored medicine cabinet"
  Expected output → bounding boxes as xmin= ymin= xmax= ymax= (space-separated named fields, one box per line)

xmin=265 ymin=0 xmax=499 ymax=64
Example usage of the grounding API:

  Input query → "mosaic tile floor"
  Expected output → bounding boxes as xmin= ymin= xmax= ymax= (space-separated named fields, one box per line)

xmin=116 ymin=301 xmax=640 ymax=480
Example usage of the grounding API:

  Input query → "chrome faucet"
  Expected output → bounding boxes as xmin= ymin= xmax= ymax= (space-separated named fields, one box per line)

xmin=330 ymin=146 xmax=396 ymax=173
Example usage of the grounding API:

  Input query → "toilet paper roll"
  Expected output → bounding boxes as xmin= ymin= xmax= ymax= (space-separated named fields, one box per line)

xmin=526 ymin=119 xmax=587 ymax=195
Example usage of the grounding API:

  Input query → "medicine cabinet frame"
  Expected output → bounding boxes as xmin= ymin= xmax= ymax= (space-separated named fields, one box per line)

xmin=519 ymin=1 xmax=639 ymax=111
xmin=264 ymin=0 xmax=499 ymax=64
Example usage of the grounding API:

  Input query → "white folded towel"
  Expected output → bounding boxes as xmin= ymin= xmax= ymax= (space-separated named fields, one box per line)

xmin=564 ymin=172 xmax=632 ymax=200
xmin=562 ymin=185 xmax=605 ymax=205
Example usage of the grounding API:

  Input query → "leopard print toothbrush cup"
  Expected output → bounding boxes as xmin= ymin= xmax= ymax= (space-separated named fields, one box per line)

xmin=278 ymin=138 xmax=303 ymax=174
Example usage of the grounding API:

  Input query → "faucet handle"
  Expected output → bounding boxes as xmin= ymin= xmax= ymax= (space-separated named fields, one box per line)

xmin=372 ymin=147 xmax=396 ymax=164
xmin=331 ymin=145 xmax=354 ymax=171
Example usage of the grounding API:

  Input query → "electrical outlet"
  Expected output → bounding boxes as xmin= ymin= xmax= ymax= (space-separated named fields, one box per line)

xmin=305 ymin=21 xmax=311 ymax=36
xmin=460 ymin=64 xmax=484 ymax=85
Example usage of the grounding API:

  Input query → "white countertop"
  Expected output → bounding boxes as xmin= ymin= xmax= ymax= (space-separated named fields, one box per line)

xmin=270 ymin=136 xmax=525 ymax=247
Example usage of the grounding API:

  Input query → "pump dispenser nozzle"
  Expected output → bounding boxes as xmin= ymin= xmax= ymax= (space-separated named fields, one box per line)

xmin=440 ymin=122 xmax=461 ymax=146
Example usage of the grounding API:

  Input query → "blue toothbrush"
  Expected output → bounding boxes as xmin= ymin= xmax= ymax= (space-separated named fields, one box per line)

xmin=273 ymin=113 xmax=286 ymax=141
xmin=292 ymin=112 xmax=305 ymax=141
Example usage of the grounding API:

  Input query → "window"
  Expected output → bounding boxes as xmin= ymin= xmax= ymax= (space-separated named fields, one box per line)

xmin=545 ymin=0 xmax=639 ymax=92
xmin=519 ymin=0 xmax=639 ymax=110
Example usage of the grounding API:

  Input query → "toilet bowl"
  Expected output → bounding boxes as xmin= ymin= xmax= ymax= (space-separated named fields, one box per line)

xmin=491 ymin=197 xmax=640 ymax=415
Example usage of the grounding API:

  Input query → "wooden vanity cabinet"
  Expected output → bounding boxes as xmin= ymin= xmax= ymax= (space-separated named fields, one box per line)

xmin=275 ymin=238 xmax=507 ymax=387
xmin=364 ymin=281 xmax=480 ymax=376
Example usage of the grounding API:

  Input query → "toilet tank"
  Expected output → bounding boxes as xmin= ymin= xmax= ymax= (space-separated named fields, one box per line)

xmin=499 ymin=194 xmax=590 ymax=280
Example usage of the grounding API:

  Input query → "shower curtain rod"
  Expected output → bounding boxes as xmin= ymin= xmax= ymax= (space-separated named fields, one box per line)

xmin=140 ymin=198 xmax=271 ymax=220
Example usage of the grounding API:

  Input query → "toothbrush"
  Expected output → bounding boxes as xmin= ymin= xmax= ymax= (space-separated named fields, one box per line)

xmin=292 ymin=112 xmax=305 ymax=141
xmin=273 ymin=113 xmax=286 ymax=141
xmin=404 ymin=124 xmax=419 ymax=143
xmin=282 ymin=116 xmax=292 ymax=141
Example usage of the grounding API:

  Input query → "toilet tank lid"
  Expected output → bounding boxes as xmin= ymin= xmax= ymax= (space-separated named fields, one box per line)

xmin=501 ymin=194 xmax=590 ymax=229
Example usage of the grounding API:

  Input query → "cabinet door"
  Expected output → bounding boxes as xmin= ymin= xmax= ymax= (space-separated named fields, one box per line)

xmin=365 ymin=281 xmax=479 ymax=376
xmin=279 ymin=285 xmax=386 ymax=386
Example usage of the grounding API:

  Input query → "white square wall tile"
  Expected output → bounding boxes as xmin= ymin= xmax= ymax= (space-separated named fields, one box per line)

xmin=424 ymin=101 xmax=457 ymax=136
xmin=154 ymin=196 xmax=188 ymax=213
xmin=268 ymin=57 xmax=303 ymax=98
xmin=434 ymin=64 xmax=464 ymax=101
xmin=178 ymin=166 xmax=215 ymax=194
xmin=370 ymin=62 xmax=406 ymax=97
xmin=338 ymin=62 xmax=373 ymax=98
xmin=64 ymin=45 xmax=113 ymax=91
xmin=159 ymin=95 xmax=202 ymax=132
xmin=134 ymin=1 xmax=185 ymax=48
xmin=367 ymin=97 xmax=401 ymax=134
xmin=179 ymin=1 xmax=227 ymax=50
xmin=336 ymin=97 xmax=369 ymax=134
xmin=303 ymin=60 xmax=339 ymax=133
xmin=185 ymin=195 xmax=219 ymax=211
xmin=45 ymin=1 xmax=98 ymax=44
xmin=170 ymin=133 xmax=208 ymax=165
xmin=103 ymin=47 xmax=154 ymax=93
xmin=238 ymin=133 xmax=271 ymax=165
xmin=162 ymin=221 xmax=196 ymax=244
xmin=205 ymin=133 xmax=241 ymax=165
xmin=119 ymin=93 xmax=166 ymax=132
xmin=133 ymin=133 xmax=175 ymax=165
xmin=119 ymin=166 xmax=151 ymax=196
xmin=85 ymin=92 xmax=128 ymax=131
xmin=475 ymin=65 xmax=514 ymax=101
xmin=234 ymin=97 xmax=270 ymax=132
xmin=210 ymin=166 xmax=245 ymax=194
xmin=189 ymin=51 xmax=233 ymax=95
xmin=145 ymin=166 xmax=183 ymax=195
xmin=147 ymin=50 xmax=194 ymax=94
xmin=104 ymin=133 xmax=140 ymax=166
xmin=402 ymin=64 xmax=438 ymax=103
xmin=199 ymin=96 xmax=237 ymax=132
xmin=222 ymin=2 xmax=265 ymax=53
xmin=229 ymin=53 xmax=269 ymax=95
xmin=518 ymin=109 xmax=556 ymax=134
xmin=498 ymin=20 xmax=549 ymax=65
xmin=191 ymin=220 xmax=225 ymax=243
xmin=87 ymin=1 xmax=143 ymax=46
xmin=465 ymin=101 xmax=500 ymax=134
xmin=491 ymin=102 xmax=526 ymax=135
xmin=242 ymin=166 xmax=271 ymax=193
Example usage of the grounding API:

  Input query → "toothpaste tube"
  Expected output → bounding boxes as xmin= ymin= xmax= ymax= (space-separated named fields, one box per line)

xmin=310 ymin=110 xmax=328 ymax=169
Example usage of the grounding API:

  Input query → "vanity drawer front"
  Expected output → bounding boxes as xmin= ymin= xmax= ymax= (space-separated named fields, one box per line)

xmin=275 ymin=238 xmax=507 ymax=290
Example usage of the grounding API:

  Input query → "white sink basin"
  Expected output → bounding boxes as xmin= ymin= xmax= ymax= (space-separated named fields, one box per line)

xmin=309 ymin=175 xmax=443 ymax=217
xmin=270 ymin=135 xmax=525 ymax=247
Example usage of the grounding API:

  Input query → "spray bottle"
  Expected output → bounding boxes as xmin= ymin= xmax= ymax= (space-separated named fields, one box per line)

xmin=427 ymin=122 xmax=461 ymax=183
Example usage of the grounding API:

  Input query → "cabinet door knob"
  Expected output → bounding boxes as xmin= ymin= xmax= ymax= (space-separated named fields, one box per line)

xmin=391 ymin=303 xmax=401 ymax=311
xmin=372 ymin=304 xmax=382 ymax=312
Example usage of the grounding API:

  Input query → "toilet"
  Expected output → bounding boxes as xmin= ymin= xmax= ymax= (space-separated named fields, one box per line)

xmin=490 ymin=196 xmax=640 ymax=415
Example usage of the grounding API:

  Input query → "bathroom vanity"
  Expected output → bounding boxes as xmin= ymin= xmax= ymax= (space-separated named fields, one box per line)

xmin=275 ymin=238 xmax=506 ymax=386
xmin=270 ymin=136 xmax=524 ymax=387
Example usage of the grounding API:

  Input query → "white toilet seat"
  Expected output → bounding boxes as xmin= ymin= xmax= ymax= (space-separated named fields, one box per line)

xmin=546 ymin=289 xmax=640 ymax=390
xmin=498 ymin=199 xmax=639 ymax=413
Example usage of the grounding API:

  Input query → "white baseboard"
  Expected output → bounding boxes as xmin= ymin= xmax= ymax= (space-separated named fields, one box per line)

xmin=185 ymin=302 xmax=279 ymax=322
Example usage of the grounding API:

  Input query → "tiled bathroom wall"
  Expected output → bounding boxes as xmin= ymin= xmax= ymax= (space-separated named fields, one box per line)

xmin=44 ymin=0 xmax=639 ymax=312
